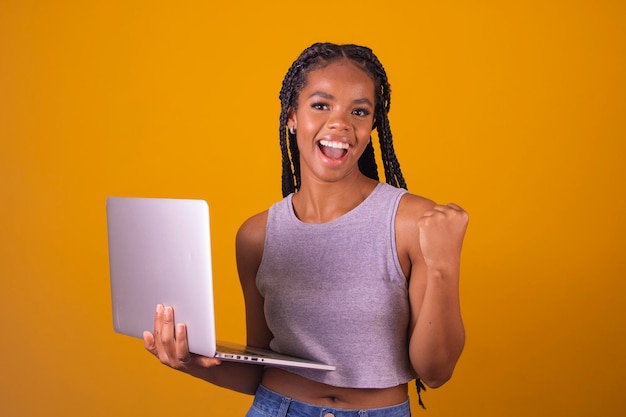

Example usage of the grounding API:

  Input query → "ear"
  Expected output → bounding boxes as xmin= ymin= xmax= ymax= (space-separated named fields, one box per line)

xmin=287 ymin=107 xmax=297 ymax=130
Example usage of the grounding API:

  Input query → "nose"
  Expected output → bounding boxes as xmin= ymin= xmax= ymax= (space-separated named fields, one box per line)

xmin=327 ymin=111 xmax=350 ymax=131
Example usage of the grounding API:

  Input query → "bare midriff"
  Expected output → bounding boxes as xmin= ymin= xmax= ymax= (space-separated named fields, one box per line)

xmin=260 ymin=367 xmax=409 ymax=409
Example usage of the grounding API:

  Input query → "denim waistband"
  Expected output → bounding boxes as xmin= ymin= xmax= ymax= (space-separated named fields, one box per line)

xmin=248 ymin=384 xmax=411 ymax=417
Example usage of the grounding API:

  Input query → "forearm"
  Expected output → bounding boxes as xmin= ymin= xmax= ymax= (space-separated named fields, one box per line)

xmin=409 ymin=268 xmax=465 ymax=388
xmin=186 ymin=360 xmax=265 ymax=395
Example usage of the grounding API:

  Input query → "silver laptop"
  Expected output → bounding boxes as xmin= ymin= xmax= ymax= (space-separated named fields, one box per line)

xmin=106 ymin=196 xmax=335 ymax=371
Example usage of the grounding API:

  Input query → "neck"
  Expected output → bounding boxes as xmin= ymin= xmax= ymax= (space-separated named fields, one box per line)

xmin=292 ymin=174 xmax=378 ymax=224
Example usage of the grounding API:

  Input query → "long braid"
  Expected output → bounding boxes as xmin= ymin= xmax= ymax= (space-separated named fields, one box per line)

xmin=278 ymin=108 xmax=294 ymax=197
xmin=358 ymin=140 xmax=379 ymax=181
xmin=376 ymin=108 xmax=407 ymax=189
xmin=278 ymin=42 xmax=407 ymax=197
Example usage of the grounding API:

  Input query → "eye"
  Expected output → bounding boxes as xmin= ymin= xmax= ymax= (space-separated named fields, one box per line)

xmin=311 ymin=102 xmax=329 ymax=111
xmin=352 ymin=108 xmax=371 ymax=117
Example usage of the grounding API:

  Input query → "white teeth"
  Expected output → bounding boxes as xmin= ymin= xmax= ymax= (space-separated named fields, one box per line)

xmin=319 ymin=140 xmax=349 ymax=149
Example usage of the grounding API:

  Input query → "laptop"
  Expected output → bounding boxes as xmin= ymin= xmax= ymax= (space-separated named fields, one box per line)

xmin=106 ymin=196 xmax=335 ymax=371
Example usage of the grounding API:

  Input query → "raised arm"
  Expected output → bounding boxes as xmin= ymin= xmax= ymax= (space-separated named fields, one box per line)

xmin=396 ymin=194 xmax=468 ymax=388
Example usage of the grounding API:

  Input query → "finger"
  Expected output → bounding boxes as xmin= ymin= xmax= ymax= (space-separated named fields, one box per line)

xmin=159 ymin=305 xmax=178 ymax=362
xmin=421 ymin=204 xmax=448 ymax=217
xmin=446 ymin=202 xmax=464 ymax=211
xmin=426 ymin=203 xmax=465 ymax=216
xmin=143 ymin=331 xmax=158 ymax=356
xmin=152 ymin=304 xmax=168 ymax=363
xmin=153 ymin=303 xmax=163 ymax=342
xmin=175 ymin=323 xmax=192 ymax=364
xmin=431 ymin=204 xmax=452 ymax=213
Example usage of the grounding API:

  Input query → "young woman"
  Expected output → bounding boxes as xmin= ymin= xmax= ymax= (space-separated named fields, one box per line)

xmin=143 ymin=43 xmax=468 ymax=416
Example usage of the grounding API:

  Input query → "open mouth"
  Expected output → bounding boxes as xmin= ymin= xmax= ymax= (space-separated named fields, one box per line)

xmin=318 ymin=139 xmax=349 ymax=160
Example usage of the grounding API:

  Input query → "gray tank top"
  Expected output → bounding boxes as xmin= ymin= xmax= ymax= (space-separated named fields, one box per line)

xmin=256 ymin=183 xmax=416 ymax=388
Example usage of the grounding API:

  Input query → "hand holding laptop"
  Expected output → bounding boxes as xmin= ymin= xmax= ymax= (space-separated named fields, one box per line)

xmin=141 ymin=302 xmax=269 ymax=395
xmin=143 ymin=304 xmax=222 ymax=369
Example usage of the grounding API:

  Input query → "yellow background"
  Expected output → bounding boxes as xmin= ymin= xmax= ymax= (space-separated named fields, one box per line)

xmin=1 ymin=0 xmax=625 ymax=415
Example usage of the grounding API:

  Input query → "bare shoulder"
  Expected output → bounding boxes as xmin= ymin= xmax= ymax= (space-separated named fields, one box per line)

xmin=395 ymin=192 xmax=436 ymax=272
xmin=235 ymin=210 xmax=269 ymax=283
xmin=236 ymin=210 xmax=268 ymax=263
xmin=396 ymin=192 xmax=436 ymax=226
xmin=236 ymin=210 xmax=268 ymax=249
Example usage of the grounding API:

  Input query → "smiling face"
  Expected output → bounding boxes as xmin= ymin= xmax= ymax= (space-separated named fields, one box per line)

xmin=288 ymin=59 xmax=376 ymax=187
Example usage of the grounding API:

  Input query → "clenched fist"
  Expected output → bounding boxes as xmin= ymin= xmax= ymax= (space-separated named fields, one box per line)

xmin=417 ymin=203 xmax=469 ymax=274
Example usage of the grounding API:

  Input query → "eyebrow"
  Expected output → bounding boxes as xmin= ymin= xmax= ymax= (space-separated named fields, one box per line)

xmin=307 ymin=91 xmax=373 ymax=106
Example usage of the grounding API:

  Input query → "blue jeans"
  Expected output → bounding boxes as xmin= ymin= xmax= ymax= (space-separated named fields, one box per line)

xmin=245 ymin=385 xmax=411 ymax=417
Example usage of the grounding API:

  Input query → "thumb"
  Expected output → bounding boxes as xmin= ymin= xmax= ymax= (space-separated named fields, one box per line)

xmin=195 ymin=356 xmax=223 ymax=368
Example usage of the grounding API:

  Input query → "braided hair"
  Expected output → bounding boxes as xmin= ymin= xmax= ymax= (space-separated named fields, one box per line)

xmin=278 ymin=42 xmax=407 ymax=197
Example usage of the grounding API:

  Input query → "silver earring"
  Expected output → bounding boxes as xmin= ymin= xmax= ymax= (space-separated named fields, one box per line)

xmin=289 ymin=126 xmax=295 ymax=135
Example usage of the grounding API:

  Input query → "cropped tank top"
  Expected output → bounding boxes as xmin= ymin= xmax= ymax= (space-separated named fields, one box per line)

xmin=256 ymin=182 xmax=416 ymax=388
